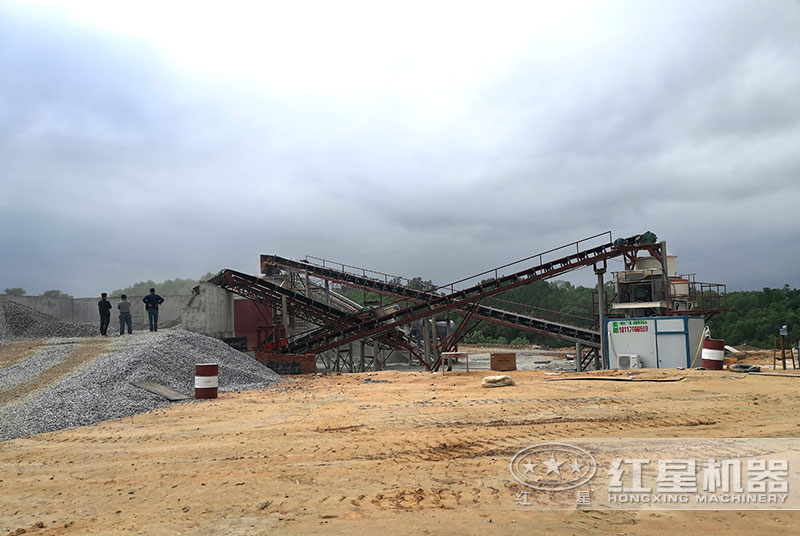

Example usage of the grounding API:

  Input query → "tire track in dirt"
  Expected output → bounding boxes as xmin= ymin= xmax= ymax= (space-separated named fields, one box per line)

xmin=368 ymin=487 xmax=464 ymax=510
xmin=0 ymin=337 xmax=113 ymax=408
xmin=298 ymin=414 xmax=720 ymax=465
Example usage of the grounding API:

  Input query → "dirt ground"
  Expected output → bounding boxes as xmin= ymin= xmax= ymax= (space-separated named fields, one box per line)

xmin=3 ymin=350 xmax=800 ymax=535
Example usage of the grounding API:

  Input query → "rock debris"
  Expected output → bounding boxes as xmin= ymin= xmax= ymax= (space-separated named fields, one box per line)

xmin=0 ymin=328 xmax=282 ymax=442
xmin=0 ymin=298 xmax=98 ymax=340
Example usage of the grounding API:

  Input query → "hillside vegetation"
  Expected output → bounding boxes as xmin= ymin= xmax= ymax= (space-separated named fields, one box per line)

xmin=112 ymin=273 xmax=216 ymax=297
xmin=338 ymin=280 xmax=799 ymax=349
xmin=706 ymin=285 xmax=800 ymax=348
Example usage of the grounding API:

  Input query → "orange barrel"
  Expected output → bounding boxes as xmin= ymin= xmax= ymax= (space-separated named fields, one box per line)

xmin=701 ymin=339 xmax=725 ymax=370
xmin=194 ymin=363 xmax=219 ymax=399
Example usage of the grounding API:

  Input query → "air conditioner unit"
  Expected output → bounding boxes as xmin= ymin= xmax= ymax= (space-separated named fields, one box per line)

xmin=618 ymin=354 xmax=640 ymax=369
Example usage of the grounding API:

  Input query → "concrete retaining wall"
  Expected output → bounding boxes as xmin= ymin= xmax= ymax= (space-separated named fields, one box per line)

xmin=1 ymin=294 xmax=189 ymax=327
xmin=74 ymin=295 xmax=189 ymax=327
xmin=1 ymin=295 xmax=74 ymax=320
xmin=181 ymin=282 xmax=234 ymax=339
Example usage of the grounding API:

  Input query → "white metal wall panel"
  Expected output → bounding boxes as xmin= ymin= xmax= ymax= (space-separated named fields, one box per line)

xmin=607 ymin=319 xmax=657 ymax=368
xmin=656 ymin=318 xmax=685 ymax=333
xmin=657 ymin=333 xmax=687 ymax=368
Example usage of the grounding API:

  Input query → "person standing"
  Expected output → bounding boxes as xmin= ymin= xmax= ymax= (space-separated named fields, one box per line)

xmin=98 ymin=292 xmax=112 ymax=336
xmin=143 ymin=288 xmax=164 ymax=332
xmin=118 ymin=294 xmax=132 ymax=335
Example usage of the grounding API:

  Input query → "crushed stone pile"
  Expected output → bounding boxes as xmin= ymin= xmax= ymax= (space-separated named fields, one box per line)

xmin=0 ymin=298 xmax=98 ymax=340
xmin=0 ymin=329 xmax=282 ymax=442
xmin=0 ymin=302 xmax=8 ymax=341
xmin=130 ymin=316 xmax=182 ymax=331
xmin=156 ymin=316 xmax=182 ymax=329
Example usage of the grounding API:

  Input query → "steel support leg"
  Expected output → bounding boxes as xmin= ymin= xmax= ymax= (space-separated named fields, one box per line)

xmin=595 ymin=267 xmax=606 ymax=370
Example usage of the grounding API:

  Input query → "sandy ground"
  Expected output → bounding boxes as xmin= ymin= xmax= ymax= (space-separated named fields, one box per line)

xmin=2 ymin=348 xmax=800 ymax=535
xmin=731 ymin=349 xmax=800 ymax=370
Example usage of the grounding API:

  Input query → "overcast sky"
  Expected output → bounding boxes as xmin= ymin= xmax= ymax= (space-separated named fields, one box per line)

xmin=1 ymin=0 xmax=799 ymax=297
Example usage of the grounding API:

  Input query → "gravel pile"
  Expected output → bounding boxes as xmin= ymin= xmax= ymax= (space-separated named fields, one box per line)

xmin=0 ymin=301 xmax=9 ymax=341
xmin=0 ymin=329 xmax=283 ymax=442
xmin=131 ymin=315 xmax=181 ymax=332
xmin=0 ymin=340 xmax=77 ymax=393
xmin=0 ymin=298 xmax=98 ymax=340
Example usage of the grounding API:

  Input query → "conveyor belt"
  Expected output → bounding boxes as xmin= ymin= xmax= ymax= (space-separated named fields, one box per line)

xmin=262 ymin=254 xmax=601 ymax=347
xmin=282 ymin=234 xmax=638 ymax=354
xmin=208 ymin=270 xmax=429 ymax=368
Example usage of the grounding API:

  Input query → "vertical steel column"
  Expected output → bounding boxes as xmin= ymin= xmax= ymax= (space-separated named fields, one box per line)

xmin=281 ymin=295 xmax=289 ymax=330
xmin=445 ymin=313 xmax=452 ymax=350
xmin=576 ymin=342 xmax=583 ymax=372
xmin=429 ymin=317 xmax=440 ymax=370
xmin=423 ymin=319 xmax=431 ymax=368
xmin=595 ymin=267 xmax=606 ymax=370
xmin=659 ymin=241 xmax=669 ymax=310
xmin=348 ymin=342 xmax=354 ymax=372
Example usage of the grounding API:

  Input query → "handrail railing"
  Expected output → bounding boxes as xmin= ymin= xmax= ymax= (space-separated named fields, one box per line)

xmin=307 ymin=231 xmax=613 ymax=297
xmin=285 ymin=233 xmax=625 ymax=354
xmin=306 ymin=255 xmax=417 ymax=288
xmin=439 ymin=231 xmax=612 ymax=293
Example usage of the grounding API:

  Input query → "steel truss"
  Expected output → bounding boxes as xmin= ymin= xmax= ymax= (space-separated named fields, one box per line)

xmin=279 ymin=233 xmax=655 ymax=356
xmin=208 ymin=270 xmax=429 ymax=371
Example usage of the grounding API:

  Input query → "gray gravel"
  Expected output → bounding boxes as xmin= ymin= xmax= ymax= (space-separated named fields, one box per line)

xmin=0 ymin=298 xmax=98 ymax=340
xmin=0 ymin=302 xmax=10 ymax=341
xmin=0 ymin=339 xmax=79 ymax=391
xmin=0 ymin=329 xmax=282 ymax=442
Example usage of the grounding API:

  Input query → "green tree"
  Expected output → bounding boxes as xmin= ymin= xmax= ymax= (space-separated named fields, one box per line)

xmin=3 ymin=287 xmax=26 ymax=296
xmin=319 ymin=275 xmax=800 ymax=350
xmin=409 ymin=277 xmax=435 ymax=291
xmin=707 ymin=286 xmax=800 ymax=348
xmin=113 ymin=273 xmax=218 ymax=297
xmin=42 ymin=290 xmax=73 ymax=299
xmin=511 ymin=336 xmax=530 ymax=347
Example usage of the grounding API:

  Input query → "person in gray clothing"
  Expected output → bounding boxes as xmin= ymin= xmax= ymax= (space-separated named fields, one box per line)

xmin=118 ymin=294 xmax=132 ymax=335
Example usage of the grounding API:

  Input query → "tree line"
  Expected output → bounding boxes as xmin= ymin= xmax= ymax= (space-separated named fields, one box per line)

xmin=706 ymin=285 xmax=800 ymax=348
xmin=336 ymin=280 xmax=799 ymax=349
xmin=2 ymin=273 xmax=217 ymax=300
xmin=7 ymin=277 xmax=797 ymax=349
xmin=3 ymin=288 xmax=73 ymax=299
xmin=335 ymin=278 xmax=601 ymax=348
xmin=111 ymin=273 xmax=216 ymax=296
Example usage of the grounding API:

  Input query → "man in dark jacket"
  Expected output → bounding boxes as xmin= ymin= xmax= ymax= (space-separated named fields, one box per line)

xmin=143 ymin=288 xmax=165 ymax=332
xmin=98 ymin=292 xmax=112 ymax=336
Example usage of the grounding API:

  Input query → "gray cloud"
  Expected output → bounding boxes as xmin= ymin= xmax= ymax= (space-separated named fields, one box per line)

xmin=0 ymin=1 xmax=798 ymax=297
